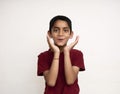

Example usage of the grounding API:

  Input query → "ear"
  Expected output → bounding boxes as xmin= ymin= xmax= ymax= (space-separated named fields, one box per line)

xmin=69 ymin=31 xmax=74 ymax=39
xmin=47 ymin=31 xmax=53 ymax=38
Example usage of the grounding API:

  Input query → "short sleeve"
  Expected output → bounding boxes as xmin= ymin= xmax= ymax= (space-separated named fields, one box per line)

xmin=71 ymin=50 xmax=85 ymax=71
xmin=37 ymin=53 xmax=50 ymax=76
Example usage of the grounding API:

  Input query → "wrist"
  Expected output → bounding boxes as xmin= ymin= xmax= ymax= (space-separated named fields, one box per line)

xmin=54 ymin=52 xmax=60 ymax=58
xmin=64 ymin=50 xmax=70 ymax=56
xmin=54 ymin=49 xmax=60 ymax=53
xmin=63 ymin=48 xmax=70 ymax=53
xmin=53 ymin=57 xmax=59 ymax=60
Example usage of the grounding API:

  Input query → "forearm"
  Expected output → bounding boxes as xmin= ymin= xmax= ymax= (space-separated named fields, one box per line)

xmin=64 ymin=50 xmax=78 ymax=85
xmin=44 ymin=52 xmax=60 ymax=87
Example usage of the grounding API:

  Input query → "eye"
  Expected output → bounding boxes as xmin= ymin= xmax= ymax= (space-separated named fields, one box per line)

xmin=64 ymin=29 xmax=69 ymax=32
xmin=53 ymin=29 xmax=58 ymax=32
xmin=52 ymin=28 xmax=59 ymax=32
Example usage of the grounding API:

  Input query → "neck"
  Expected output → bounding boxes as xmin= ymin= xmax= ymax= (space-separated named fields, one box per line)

xmin=58 ymin=44 xmax=67 ymax=53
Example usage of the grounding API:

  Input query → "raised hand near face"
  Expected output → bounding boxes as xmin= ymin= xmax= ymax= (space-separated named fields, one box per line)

xmin=64 ymin=36 xmax=79 ymax=52
xmin=47 ymin=33 xmax=60 ymax=53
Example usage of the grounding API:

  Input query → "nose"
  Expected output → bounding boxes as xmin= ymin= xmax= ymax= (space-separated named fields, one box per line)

xmin=58 ymin=30 xmax=63 ymax=36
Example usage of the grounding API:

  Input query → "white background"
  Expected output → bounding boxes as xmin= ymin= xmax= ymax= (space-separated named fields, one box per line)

xmin=0 ymin=0 xmax=120 ymax=94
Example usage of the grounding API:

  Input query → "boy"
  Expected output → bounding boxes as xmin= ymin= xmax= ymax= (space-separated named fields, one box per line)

xmin=37 ymin=15 xmax=85 ymax=94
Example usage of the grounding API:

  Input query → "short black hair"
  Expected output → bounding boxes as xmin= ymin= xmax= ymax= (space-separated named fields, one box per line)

xmin=49 ymin=15 xmax=72 ymax=32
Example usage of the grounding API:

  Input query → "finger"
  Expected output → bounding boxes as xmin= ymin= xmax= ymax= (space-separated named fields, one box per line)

xmin=47 ymin=34 xmax=50 ymax=44
xmin=47 ymin=34 xmax=52 ymax=48
xmin=75 ymin=35 xmax=79 ymax=43
xmin=69 ymin=36 xmax=79 ymax=48
xmin=73 ymin=36 xmax=79 ymax=45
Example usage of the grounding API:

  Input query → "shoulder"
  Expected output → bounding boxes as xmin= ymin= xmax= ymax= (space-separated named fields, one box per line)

xmin=70 ymin=49 xmax=83 ymax=55
xmin=70 ymin=49 xmax=84 ymax=59
xmin=38 ymin=49 xmax=53 ymax=58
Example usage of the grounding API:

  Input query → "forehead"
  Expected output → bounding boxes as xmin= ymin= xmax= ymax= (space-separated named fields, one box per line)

xmin=53 ymin=20 xmax=69 ymax=28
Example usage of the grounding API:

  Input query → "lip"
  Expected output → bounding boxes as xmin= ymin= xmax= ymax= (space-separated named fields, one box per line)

xmin=57 ymin=38 xmax=65 ymax=42
xmin=57 ymin=39 xmax=64 ymax=41
xmin=55 ymin=38 xmax=66 ymax=46
xmin=57 ymin=37 xmax=65 ymax=39
xmin=57 ymin=38 xmax=65 ymax=40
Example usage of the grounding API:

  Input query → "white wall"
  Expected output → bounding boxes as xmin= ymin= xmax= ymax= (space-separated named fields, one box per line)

xmin=0 ymin=0 xmax=120 ymax=94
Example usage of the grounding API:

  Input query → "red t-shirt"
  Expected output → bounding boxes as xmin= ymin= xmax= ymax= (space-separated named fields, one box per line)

xmin=37 ymin=49 xmax=85 ymax=94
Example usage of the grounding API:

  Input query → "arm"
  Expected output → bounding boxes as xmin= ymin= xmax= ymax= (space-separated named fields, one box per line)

xmin=43 ymin=34 xmax=60 ymax=87
xmin=64 ymin=36 xmax=79 ymax=85
xmin=43 ymin=52 xmax=60 ymax=87
xmin=64 ymin=50 xmax=79 ymax=85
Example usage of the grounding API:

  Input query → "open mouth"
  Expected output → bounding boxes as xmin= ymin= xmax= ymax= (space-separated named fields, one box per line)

xmin=57 ymin=38 xmax=64 ymax=41
xmin=56 ymin=39 xmax=65 ymax=44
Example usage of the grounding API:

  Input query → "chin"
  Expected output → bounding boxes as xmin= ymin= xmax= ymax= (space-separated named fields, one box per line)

xmin=56 ymin=43 xmax=66 ymax=47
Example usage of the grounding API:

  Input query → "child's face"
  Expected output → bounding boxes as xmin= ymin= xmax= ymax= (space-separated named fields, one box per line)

xmin=49 ymin=20 xmax=73 ymax=47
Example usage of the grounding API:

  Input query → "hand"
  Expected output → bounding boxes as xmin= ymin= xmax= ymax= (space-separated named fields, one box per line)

xmin=64 ymin=36 xmax=79 ymax=52
xmin=47 ymin=33 xmax=60 ymax=53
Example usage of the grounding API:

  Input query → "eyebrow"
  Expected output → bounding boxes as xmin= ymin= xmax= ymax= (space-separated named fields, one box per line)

xmin=52 ymin=27 xmax=59 ymax=29
xmin=52 ymin=27 xmax=70 ymax=29
xmin=63 ymin=27 xmax=70 ymax=29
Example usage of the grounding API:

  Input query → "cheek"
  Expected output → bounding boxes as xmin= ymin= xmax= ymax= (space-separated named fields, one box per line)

xmin=66 ymin=35 xmax=71 ymax=39
xmin=50 ymin=34 xmax=56 ymax=39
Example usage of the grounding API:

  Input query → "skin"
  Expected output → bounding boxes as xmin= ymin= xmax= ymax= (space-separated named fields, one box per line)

xmin=43 ymin=20 xmax=80 ymax=87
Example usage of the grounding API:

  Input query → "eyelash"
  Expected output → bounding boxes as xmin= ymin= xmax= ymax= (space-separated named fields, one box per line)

xmin=52 ymin=29 xmax=69 ymax=32
xmin=64 ymin=29 xmax=69 ymax=32
xmin=53 ymin=29 xmax=59 ymax=32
